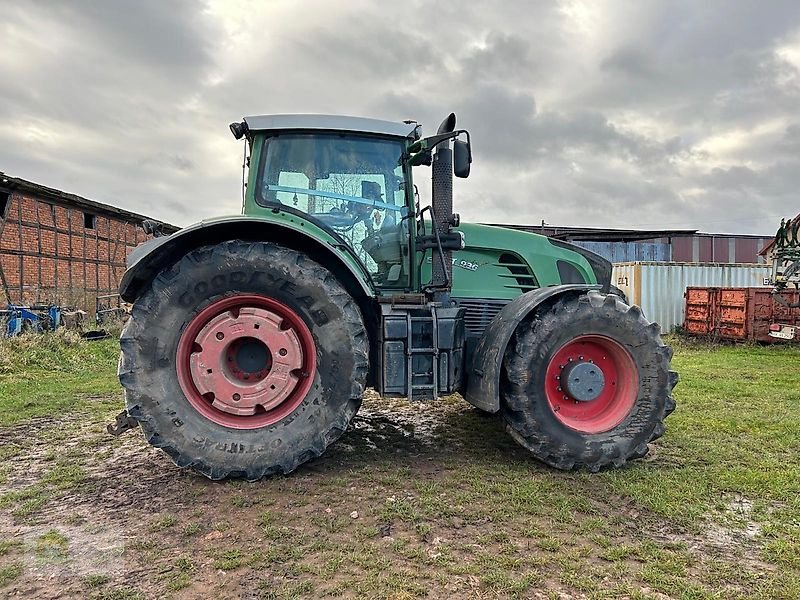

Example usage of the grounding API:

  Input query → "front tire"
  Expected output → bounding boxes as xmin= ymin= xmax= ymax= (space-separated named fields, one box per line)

xmin=501 ymin=291 xmax=677 ymax=471
xmin=118 ymin=240 xmax=368 ymax=480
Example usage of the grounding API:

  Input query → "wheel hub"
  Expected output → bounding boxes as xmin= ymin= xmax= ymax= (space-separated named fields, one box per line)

xmin=561 ymin=361 xmax=605 ymax=402
xmin=189 ymin=307 xmax=304 ymax=417
xmin=230 ymin=337 xmax=271 ymax=376
xmin=545 ymin=335 xmax=638 ymax=434
xmin=176 ymin=294 xmax=317 ymax=430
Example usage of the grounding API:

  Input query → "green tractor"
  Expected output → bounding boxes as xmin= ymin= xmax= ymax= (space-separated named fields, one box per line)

xmin=114 ymin=113 xmax=677 ymax=479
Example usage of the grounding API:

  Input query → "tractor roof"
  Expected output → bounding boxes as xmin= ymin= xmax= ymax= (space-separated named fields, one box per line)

xmin=243 ymin=114 xmax=418 ymax=139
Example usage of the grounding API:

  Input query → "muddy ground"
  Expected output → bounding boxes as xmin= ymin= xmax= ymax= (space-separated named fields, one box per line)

xmin=0 ymin=389 xmax=781 ymax=600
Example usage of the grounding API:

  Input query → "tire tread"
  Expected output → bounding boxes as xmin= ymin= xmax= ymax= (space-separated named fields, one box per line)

xmin=119 ymin=240 xmax=368 ymax=480
xmin=501 ymin=291 xmax=675 ymax=472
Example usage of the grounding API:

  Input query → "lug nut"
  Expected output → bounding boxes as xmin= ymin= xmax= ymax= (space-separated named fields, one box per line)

xmin=232 ymin=393 xmax=241 ymax=401
xmin=216 ymin=332 xmax=224 ymax=340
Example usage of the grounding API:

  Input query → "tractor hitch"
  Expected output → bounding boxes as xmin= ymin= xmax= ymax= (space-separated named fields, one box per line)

xmin=107 ymin=410 xmax=139 ymax=436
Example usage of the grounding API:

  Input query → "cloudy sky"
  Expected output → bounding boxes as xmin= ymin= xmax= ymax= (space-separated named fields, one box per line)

xmin=1 ymin=0 xmax=799 ymax=234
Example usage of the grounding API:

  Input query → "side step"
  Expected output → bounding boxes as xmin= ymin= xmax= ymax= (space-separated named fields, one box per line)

xmin=377 ymin=302 xmax=465 ymax=401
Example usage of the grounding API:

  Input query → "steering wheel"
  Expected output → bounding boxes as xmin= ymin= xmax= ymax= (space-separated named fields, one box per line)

xmin=314 ymin=210 xmax=359 ymax=230
xmin=361 ymin=233 xmax=382 ymax=254
xmin=362 ymin=215 xmax=406 ymax=265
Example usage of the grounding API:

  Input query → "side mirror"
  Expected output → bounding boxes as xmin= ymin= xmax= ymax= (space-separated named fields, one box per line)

xmin=454 ymin=139 xmax=471 ymax=178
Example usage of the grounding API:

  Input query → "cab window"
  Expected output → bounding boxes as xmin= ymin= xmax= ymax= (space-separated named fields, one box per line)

xmin=257 ymin=134 xmax=409 ymax=287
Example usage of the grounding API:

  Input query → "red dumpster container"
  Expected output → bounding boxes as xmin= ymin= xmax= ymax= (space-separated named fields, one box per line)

xmin=684 ymin=287 xmax=716 ymax=337
xmin=684 ymin=287 xmax=800 ymax=342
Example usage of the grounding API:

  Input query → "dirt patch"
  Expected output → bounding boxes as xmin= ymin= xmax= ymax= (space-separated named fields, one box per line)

xmin=0 ymin=395 xmax=779 ymax=599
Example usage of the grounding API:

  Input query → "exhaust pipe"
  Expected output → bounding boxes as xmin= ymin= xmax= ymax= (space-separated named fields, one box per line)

xmin=431 ymin=113 xmax=456 ymax=296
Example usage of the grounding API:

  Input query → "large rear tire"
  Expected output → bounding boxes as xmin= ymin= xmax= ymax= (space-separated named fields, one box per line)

xmin=118 ymin=240 xmax=368 ymax=480
xmin=501 ymin=291 xmax=677 ymax=471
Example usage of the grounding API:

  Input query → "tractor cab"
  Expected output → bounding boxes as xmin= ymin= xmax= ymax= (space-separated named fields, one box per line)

xmin=248 ymin=123 xmax=413 ymax=287
xmin=232 ymin=113 xmax=471 ymax=294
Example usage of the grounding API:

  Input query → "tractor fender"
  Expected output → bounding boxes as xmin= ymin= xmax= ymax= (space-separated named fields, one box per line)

xmin=119 ymin=216 xmax=375 ymax=303
xmin=464 ymin=284 xmax=601 ymax=413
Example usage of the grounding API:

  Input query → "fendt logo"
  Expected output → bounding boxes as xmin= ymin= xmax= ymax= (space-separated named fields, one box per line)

xmin=426 ymin=256 xmax=480 ymax=272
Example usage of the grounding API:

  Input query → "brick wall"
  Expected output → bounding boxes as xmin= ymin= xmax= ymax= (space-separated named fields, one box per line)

xmin=0 ymin=190 xmax=153 ymax=311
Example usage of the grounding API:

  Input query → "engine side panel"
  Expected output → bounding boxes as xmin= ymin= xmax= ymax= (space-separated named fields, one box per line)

xmin=420 ymin=223 xmax=605 ymax=300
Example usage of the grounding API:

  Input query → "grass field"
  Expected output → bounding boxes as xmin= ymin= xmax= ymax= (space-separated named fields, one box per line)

xmin=0 ymin=332 xmax=798 ymax=599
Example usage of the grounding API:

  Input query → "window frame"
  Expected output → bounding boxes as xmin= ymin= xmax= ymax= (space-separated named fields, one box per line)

xmin=253 ymin=132 xmax=414 ymax=290
xmin=0 ymin=190 xmax=10 ymax=219
xmin=254 ymin=132 xmax=410 ymax=213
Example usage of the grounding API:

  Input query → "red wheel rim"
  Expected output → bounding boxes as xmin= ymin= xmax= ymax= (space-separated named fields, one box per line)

xmin=544 ymin=335 xmax=637 ymax=434
xmin=176 ymin=295 xmax=317 ymax=429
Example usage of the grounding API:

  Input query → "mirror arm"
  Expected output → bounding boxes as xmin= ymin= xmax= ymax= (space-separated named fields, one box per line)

xmin=406 ymin=130 xmax=470 ymax=168
xmin=407 ymin=130 xmax=469 ymax=154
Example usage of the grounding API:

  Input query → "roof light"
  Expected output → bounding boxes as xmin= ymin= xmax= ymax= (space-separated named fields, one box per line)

xmin=229 ymin=121 xmax=248 ymax=140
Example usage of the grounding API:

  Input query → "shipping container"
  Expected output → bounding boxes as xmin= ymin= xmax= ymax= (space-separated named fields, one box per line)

xmin=611 ymin=262 xmax=772 ymax=332
xmin=684 ymin=287 xmax=800 ymax=342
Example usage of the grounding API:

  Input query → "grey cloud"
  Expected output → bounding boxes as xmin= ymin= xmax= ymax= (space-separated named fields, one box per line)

xmin=445 ymin=86 xmax=681 ymax=169
xmin=29 ymin=0 xmax=214 ymax=69
xmin=588 ymin=2 xmax=800 ymax=127
xmin=137 ymin=154 xmax=195 ymax=172
xmin=295 ymin=29 xmax=441 ymax=81
xmin=601 ymin=46 xmax=655 ymax=79
xmin=0 ymin=0 xmax=798 ymax=234
xmin=459 ymin=32 xmax=542 ymax=84
xmin=702 ymin=166 xmax=762 ymax=191
xmin=778 ymin=124 xmax=800 ymax=152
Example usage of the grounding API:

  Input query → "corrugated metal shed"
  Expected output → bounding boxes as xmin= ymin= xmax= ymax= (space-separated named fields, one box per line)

xmin=485 ymin=223 xmax=772 ymax=264
xmin=671 ymin=234 xmax=772 ymax=263
xmin=574 ymin=241 xmax=670 ymax=262
xmin=612 ymin=262 xmax=773 ymax=332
